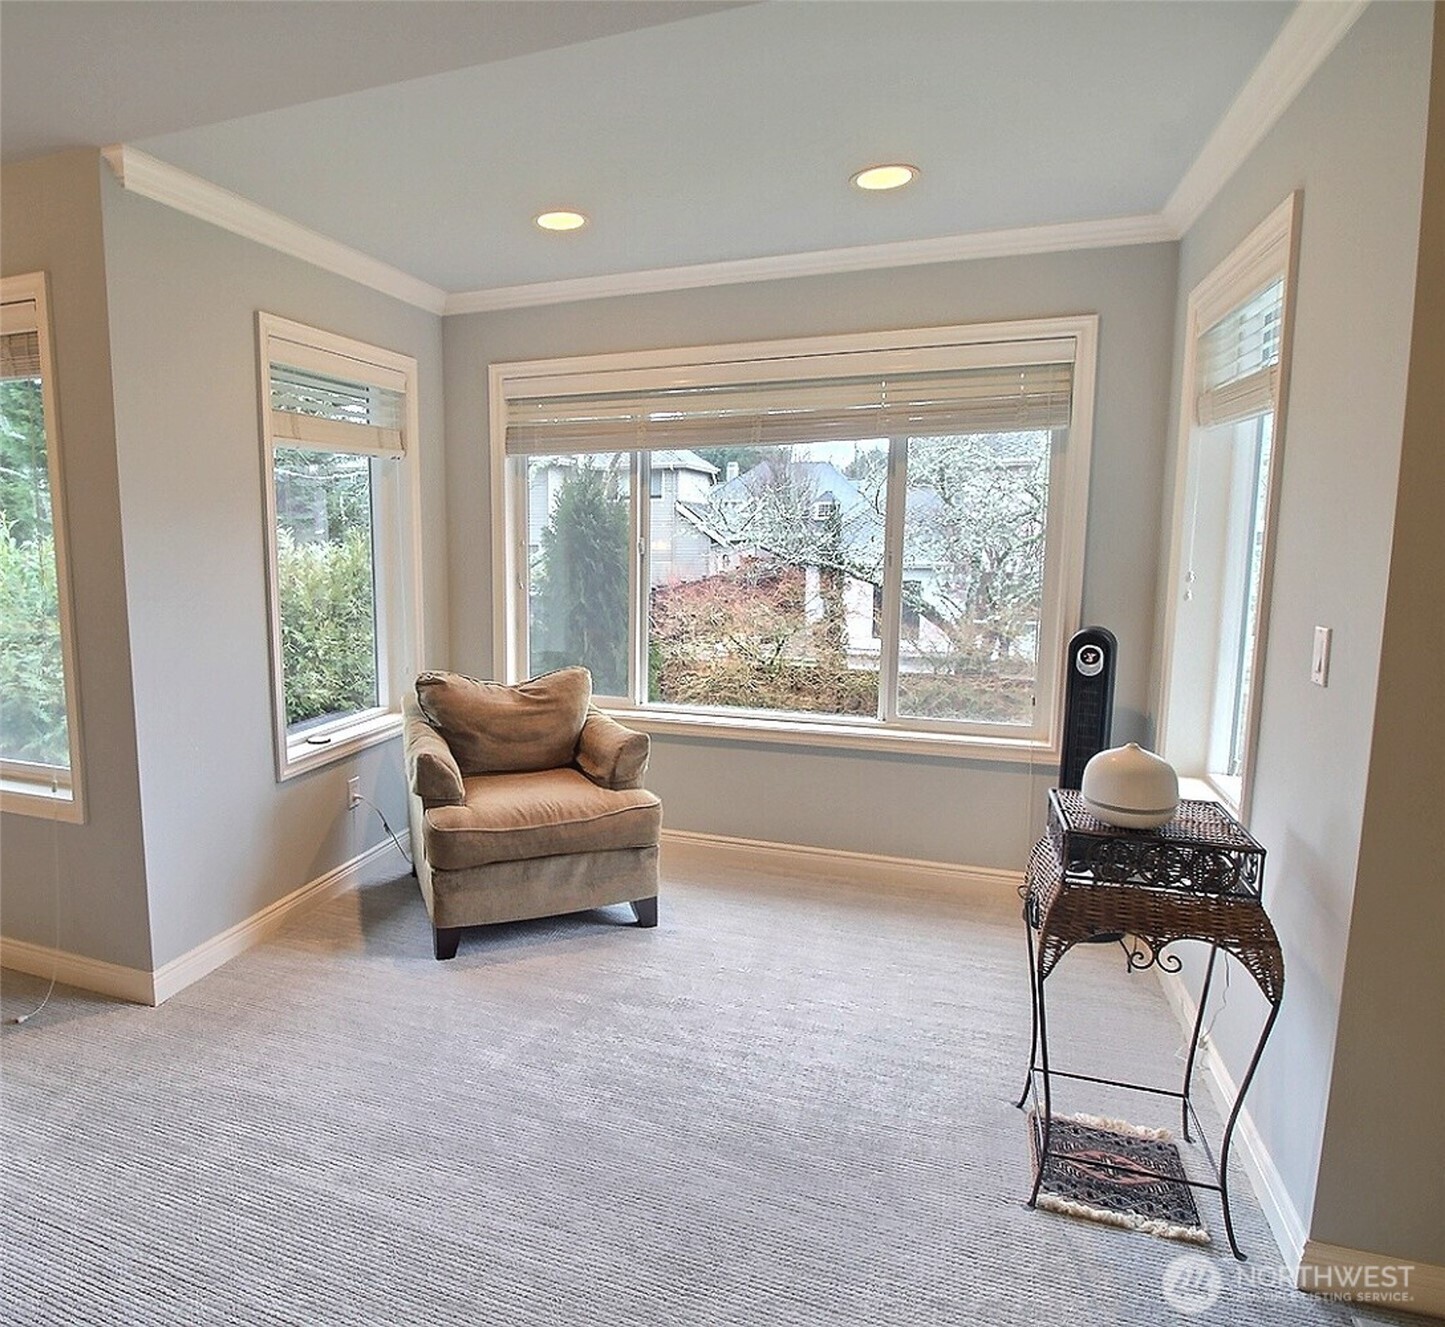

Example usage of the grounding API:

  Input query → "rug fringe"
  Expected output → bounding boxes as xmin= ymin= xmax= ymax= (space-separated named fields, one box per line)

xmin=1036 ymin=1192 xmax=1211 ymax=1245
xmin=1056 ymin=1111 xmax=1174 ymax=1141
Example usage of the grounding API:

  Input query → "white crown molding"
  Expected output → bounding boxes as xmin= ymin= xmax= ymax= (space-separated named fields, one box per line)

xmin=100 ymin=0 xmax=1362 ymax=326
xmin=1162 ymin=0 xmax=1369 ymax=235
xmin=444 ymin=214 xmax=1175 ymax=314
xmin=102 ymin=145 xmax=448 ymax=316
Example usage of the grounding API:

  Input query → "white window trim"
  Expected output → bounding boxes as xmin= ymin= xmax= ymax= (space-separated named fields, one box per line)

xmin=489 ymin=315 xmax=1097 ymax=761
xmin=1156 ymin=194 xmax=1301 ymax=819
xmin=257 ymin=313 xmax=424 ymax=781
xmin=0 ymin=273 xmax=86 ymax=823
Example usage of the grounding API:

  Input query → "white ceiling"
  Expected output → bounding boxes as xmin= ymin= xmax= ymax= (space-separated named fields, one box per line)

xmin=5 ymin=1 xmax=1296 ymax=298
xmin=0 ymin=1 xmax=747 ymax=158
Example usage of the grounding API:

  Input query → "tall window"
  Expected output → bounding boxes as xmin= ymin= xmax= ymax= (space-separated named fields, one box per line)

xmin=1159 ymin=196 xmax=1299 ymax=813
xmin=258 ymin=314 xmax=422 ymax=779
xmin=0 ymin=274 xmax=84 ymax=819
xmin=493 ymin=318 xmax=1096 ymax=755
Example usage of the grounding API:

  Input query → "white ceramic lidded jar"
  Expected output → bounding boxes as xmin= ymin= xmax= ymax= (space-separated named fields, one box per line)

xmin=1080 ymin=743 xmax=1181 ymax=829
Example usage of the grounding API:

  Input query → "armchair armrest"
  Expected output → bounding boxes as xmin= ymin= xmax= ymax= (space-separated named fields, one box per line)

xmin=575 ymin=707 xmax=650 ymax=790
xmin=403 ymin=695 xmax=465 ymax=805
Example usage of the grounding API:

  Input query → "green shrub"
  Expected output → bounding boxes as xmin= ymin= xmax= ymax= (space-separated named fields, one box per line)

xmin=0 ymin=522 xmax=70 ymax=766
xmin=276 ymin=526 xmax=378 ymax=729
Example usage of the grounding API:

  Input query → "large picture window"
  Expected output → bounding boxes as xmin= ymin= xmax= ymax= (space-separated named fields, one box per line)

xmin=1159 ymin=196 xmax=1299 ymax=813
xmin=258 ymin=314 xmax=422 ymax=780
xmin=493 ymin=318 xmax=1096 ymax=756
xmin=0 ymin=273 xmax=84 ymax=820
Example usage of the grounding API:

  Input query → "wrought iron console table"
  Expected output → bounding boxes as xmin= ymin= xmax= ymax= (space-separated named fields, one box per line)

xmin=1018 ymin=789 xmax=1283 ymax=1259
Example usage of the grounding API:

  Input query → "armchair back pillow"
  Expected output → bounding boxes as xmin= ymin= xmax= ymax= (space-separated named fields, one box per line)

xmin=415 ymin=667 xmax=592 ymax=775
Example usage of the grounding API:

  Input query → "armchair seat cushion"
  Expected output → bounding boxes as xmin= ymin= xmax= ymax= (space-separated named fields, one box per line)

xmin=422 ymin=768 xmax=662 ymax=872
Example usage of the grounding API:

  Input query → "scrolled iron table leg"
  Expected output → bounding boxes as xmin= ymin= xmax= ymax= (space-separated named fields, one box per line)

xmin=1179 ymin=943 xmax=1220 ymax=1143
xmin=1219 ymin=993 xmax=1284 ymax=1260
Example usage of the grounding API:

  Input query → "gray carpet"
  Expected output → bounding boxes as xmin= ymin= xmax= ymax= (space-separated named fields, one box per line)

xmin=0 ymin=848 xmax=1424 ymax=1325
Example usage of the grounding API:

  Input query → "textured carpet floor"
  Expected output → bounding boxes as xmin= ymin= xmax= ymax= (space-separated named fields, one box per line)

xmin=0 ymin=848 xmax=1421 ymax=1325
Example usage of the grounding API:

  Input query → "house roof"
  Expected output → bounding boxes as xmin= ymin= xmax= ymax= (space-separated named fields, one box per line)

xmin=652 ymin=449 xmax=718 ymax=476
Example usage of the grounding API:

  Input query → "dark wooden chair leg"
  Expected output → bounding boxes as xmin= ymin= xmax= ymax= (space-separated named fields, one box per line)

xmin=632 ymin=896 xmax=658 ymax=928
xmin=433 ymin=926 xmax=462 ymax=960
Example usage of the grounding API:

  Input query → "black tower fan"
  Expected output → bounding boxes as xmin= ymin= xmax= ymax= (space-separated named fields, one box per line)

xmin=1059 ymin=626 xmax=1117 ymax=790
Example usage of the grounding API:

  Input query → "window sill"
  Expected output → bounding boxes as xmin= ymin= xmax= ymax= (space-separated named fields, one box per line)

xmin=278 ymin=710 xmax=403 ymax=781
xmin=607 ymin=706 xmax=1057 ymax=765
xmin=0 ymin=775 xmax=83 ymax=823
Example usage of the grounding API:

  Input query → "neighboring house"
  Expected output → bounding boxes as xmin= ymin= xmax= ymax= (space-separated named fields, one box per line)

xmin=524 ymin=449 xmax=718 ymax=578
xmin=677 ymin=458 xmax=951 ymax=667
xmin=647 ymin=449 xmax=719 ymax=583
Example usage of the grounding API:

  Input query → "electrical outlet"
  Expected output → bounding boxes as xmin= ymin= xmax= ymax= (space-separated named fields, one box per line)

xmin=347 ymin=777 xmax=361 ymax=810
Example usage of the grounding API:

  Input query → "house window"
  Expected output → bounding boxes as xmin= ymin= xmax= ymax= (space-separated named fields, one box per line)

xmin=258 ymin=314 xmax=422 ymax=780
xmin=0 ymin=273 xmax=84 ymax=819
xmin=493 ymin=318 xmax=1096 ymax=757
xmin=1158 ymin=196 xmax=1299 ymax=814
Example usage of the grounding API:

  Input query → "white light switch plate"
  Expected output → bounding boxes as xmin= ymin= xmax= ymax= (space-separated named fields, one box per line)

xmin=1311 ymin=626 xmax=1332 ymax=687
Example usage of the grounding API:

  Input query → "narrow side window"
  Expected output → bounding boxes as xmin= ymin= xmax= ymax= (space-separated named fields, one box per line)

xmin=0 ymin=273 xmax=85 ymax=820
xmin=258 ymin=314 xmax=422 ymax=780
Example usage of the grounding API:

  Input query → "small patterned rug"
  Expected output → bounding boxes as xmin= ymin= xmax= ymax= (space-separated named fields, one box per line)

xmin=1028 ymin=1111 xmax=1210 ymax=1245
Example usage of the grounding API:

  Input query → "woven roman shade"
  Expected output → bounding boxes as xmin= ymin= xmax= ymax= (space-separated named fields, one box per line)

xmin=506 ymin=359 xmax=1074 ymax=457
xmin=1195 ymin=278 xmax=1284 ymax=428
xmin=267 ymin=335 xmax=406 ymax=457
xmin=0 ymin=298 xmax=42 ymax=380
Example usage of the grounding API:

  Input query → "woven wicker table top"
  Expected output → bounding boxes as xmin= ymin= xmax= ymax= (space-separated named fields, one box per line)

xmin=1025 ymin=793 xmax=1282 ymax=1000
xmin=1046 ymin=789 xmax=1265 ymax=899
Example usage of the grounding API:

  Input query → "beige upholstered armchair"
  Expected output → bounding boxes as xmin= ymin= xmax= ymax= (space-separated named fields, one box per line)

xmin=404 ymin=667 xmax=662 ymax=959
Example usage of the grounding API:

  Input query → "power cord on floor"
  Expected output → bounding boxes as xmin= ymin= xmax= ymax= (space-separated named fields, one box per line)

xmin=356 ymin=795 xmax=412 ymax=867
xmin=7 ymin=780 xmax=63 ymax=1028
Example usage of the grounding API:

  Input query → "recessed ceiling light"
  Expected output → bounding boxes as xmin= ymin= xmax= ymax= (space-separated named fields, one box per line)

xmin=535 ymin=210 xmax=588 ymax=232
xmin=851 ymin=163 xmax=920 ymax=192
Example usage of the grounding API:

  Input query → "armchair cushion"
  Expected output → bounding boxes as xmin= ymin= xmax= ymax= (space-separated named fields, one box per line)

xmin=575 ymin=707 xmax=650 ymax=790
xmin=403 ymin=695 xmax=466 ymax=804
xmin=422 ymin=768 xmax=662 ymax=872
xmin=414 ymin=667 xmax=592 ymax=776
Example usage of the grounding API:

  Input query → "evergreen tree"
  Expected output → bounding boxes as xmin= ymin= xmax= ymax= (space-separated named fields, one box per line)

xmin=532 ymin=466 xmax=630 ymax=694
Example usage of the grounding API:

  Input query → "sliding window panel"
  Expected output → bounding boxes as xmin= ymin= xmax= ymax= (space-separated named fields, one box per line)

xmin=894 ymin=430 xmax=1053 ymax=726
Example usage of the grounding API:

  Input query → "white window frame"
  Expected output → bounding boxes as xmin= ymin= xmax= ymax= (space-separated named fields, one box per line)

xmin=257 ymin=313 xmax=423 ymax=781
xmin=0 ymin=272 xmax=86 ymax=822
xmin=1157 ymin=194 xmax=1301 ymax=818
xmin=490 ymin=316 xmax=1097 ymax=761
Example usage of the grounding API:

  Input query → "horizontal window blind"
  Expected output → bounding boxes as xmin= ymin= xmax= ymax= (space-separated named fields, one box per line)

xmin=1 ymin=299 xmax=41 ymax=381
xmin=0 ymin=330 xmax=41 ymax=382
xmin=268 ymin=361 xmax=405 ymax=457
xmin=506 ymin=361 xmax=1074 ymax=457
xmin=1195 ymin=278 xmax=1284 ymax=428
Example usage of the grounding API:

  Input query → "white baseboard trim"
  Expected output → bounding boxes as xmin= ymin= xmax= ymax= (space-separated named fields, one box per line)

xmin=660 ymin=827 xmax=1022 ymax=895
xmin=1298 ymin=1239 xmax=1445 ymax=1318
xmin=150 ymin=832 xmax=410 ymax=1005
xmin=2 ymin=833 xmax=409 ymax=1008
xmin=1155 ymin=966 xmax=1309 ymax=1270
xmin=0 ymin=936 xmax=154 ymax=1006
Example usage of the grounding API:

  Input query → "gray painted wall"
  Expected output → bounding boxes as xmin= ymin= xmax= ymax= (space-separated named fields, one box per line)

xmin=0 ymin=152 xmax=153 ymax=971
xmin=444 ymin=242 xmax=1179 ymax=870
xmin=1163 ymin=2 xmax=1435 ymax=1256
xmin=1309 ymin=5 xmax=1445 ymax=1267
xmin=98 ymin=173 xmax=449 ymax=969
